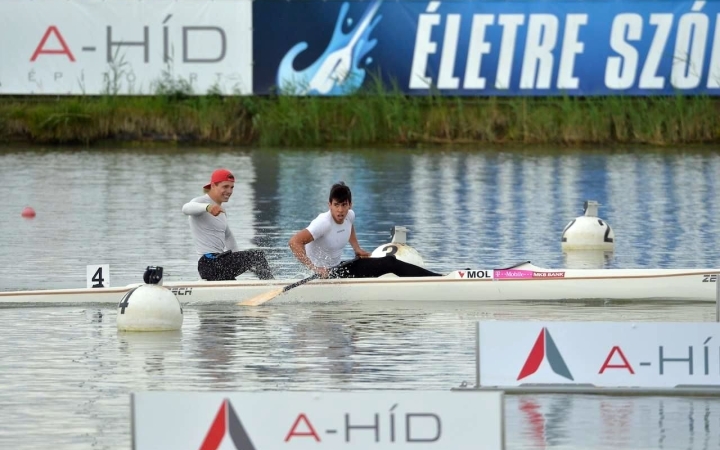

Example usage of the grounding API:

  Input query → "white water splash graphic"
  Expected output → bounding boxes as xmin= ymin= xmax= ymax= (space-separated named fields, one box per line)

xmin=277 ymin=0 xmax=383 ymax=95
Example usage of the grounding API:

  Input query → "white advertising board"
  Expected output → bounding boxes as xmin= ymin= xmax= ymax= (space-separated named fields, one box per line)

xmin=478 ymin=321 xmax=720 ymax=388
xmin=132 ymin=391 xmax=505 ymax=450
xmin=0 ymin=0 xmax=252 ymax=95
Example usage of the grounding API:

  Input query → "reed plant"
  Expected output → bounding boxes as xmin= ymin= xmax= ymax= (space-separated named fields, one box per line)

xmin=0 ymin=78 xmax=717 ymax=146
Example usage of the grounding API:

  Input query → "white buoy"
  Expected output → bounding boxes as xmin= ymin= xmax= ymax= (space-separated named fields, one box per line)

xmin=371 ymin=226 xmax=426 ymax=268
xmin=117 ymin=266 xmax=183 ymax=332
xmin=561 ymin=200 xmax=615 ymax=252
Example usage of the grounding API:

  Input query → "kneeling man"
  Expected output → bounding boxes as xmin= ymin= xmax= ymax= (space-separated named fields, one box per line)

xmin=289 ymin=182 xmax=441 ymax=278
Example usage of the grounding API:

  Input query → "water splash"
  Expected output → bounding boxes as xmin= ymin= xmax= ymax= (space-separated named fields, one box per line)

xmin=277 ymin=0 xmax=383 ymax=95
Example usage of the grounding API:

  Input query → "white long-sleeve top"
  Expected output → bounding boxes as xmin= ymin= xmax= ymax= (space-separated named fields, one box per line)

xmin=181 ymin=194 xmax=239 ymax=256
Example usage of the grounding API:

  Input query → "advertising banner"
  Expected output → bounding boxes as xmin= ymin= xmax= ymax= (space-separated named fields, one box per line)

xmin=132 ymin=391 xmax=505 ymax=450
xmin=0 ymin=0 xmax=252 ymax=95
xmin=477 ymin=321 xmax=720 ymax=388
xmin=253 ymin=0 xmax=720 ymax=96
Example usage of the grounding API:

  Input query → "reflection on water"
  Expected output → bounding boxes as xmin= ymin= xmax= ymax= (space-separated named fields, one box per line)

xmin=0 ymin=147 xmax=718 ymax=291
xmin=1 ymin=146 xmax=720 ymax=450
xmin=117 ymin=330 xmax=184 ymax=383
xmin=563 ymin=250 xmax=615 ymax=269
xmin=507 ymin=394 xmax=720 ymax=450
xmin=0 ymin=302 xmax=719 ymax=449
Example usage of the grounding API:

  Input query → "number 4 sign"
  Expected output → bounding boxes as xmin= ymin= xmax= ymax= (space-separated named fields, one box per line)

xmin=87 ymin=264 xmax=110 ymax=289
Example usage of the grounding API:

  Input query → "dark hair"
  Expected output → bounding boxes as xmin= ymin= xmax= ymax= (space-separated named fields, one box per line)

xmin=329 ymin=181 xmax=352 ymax=204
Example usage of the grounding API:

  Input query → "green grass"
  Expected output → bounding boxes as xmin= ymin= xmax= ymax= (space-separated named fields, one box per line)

xmin=0 ymin=80 xmax=718 ymax=147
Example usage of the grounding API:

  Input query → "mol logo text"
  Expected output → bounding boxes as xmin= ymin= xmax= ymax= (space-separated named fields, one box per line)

xmin=458 ymin=270 xmax=492 ymax=279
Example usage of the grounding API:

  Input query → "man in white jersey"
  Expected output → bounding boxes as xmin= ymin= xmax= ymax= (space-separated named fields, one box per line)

xmin=289 ymin=182 xmax=441 ymax=278
xmin=182 ymin=168 xmax=274 ymax=281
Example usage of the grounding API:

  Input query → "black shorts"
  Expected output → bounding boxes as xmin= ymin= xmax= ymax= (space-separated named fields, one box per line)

xmin=329 ymin=255 xmax=441 ymax=278
xmin=198 ymin=250 xmax=274 ymax=281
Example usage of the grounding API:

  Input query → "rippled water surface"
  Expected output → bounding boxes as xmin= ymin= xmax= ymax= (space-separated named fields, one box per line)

xmin=1 ymin=146 xmax=719 ymax=289
xmin=1 ymin=302 xmax=719 ymax=450
xmin=0 ymin=146 xmax=719 ymax=449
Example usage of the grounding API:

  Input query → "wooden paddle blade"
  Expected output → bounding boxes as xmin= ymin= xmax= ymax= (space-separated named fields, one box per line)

xmin=237 ymin=287 xmax=284 ymax=307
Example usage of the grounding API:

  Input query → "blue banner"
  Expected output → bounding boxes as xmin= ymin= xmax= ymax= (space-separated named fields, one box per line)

xmin=253 ymin=0 xmax=720 ymax=96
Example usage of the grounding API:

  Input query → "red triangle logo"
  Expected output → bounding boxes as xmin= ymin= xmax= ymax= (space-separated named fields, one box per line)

xmin=517 ymin=328 xmax=574 ymax=381
xmin=199 ymin=399 xmax=256 ymax=450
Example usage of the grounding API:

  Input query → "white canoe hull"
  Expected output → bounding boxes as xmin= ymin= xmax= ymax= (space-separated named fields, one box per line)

xmin=1 ymin=263 xmax=718 ymax=305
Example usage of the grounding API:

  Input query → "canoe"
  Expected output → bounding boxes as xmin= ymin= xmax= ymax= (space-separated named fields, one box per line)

xmin=1 ymin=262 xmax=717 ymax=305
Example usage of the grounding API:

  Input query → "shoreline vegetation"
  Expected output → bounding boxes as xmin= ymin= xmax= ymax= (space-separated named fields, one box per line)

xmin=0 ymin=85 xmax=718 ymax=147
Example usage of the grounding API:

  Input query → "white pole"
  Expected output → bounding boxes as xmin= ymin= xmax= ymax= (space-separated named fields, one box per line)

xmin=475 ymin=322 xmax=481 ymax=387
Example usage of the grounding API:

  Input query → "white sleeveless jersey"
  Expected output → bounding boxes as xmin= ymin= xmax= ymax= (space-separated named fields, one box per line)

xmin=305 ymin=210 xmax=355 ymax=268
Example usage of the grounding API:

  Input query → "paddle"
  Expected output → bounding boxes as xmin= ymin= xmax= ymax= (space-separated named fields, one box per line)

xmin=237 ymin=258 xmax=357 ymax=307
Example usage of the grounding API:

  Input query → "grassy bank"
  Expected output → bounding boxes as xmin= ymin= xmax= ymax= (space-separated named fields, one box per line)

xmin=0 ymin=90 xmax=718 ymax=147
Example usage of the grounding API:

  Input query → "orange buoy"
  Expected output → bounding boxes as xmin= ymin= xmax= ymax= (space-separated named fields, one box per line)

xmin=21 ymin=206 xmax=36 ymax=218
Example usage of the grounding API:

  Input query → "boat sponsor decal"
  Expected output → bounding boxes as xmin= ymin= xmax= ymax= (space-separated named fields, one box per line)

xmin=478 ymin=321 xmax=720 ymax=388
xmin=170 ymin=287 xmax=193 ymax=296
xmin=702 ymin=274 xmax=718 ymax=282
xmin=493 ymin=270 xmax=565 ymax=279
xmin=532 ymin=272 xmax=566 ymax=278
xmin=132 ymin=391 xmax=504 ymax=449
xmin=457 ymin=270 xmax=493 ymax=279
xmin=494 ymin=270 xmax=534 ymax=279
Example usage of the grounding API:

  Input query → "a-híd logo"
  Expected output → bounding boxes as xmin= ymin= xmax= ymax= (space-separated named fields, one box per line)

xmin=199 ymin=399 xmax=256 ymax=450
xmin=517 ymin=327 xmax=574 ymax=381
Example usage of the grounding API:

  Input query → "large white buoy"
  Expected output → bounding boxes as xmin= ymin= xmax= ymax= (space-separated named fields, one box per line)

xmin=561 ymin=200 xmax=615 ymax=252
xmin=371 ymin=226 xmax=426 ymax=268
xmin=117 ymin=266 xmax=183 ymax=332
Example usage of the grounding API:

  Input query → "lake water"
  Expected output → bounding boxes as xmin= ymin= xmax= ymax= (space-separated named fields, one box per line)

xmin=0 ymin=145 xmax=719 ymax=449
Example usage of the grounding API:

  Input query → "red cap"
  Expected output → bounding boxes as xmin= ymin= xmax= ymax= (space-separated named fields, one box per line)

xmin=204 ymin=169 xmax=235 ymax=190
